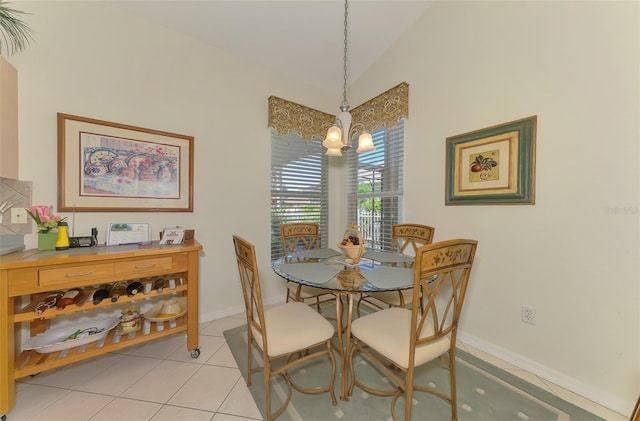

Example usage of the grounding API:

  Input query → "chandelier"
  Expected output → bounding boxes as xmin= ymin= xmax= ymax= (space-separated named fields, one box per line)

xmin=322 ymin=0 xmax=375 ymax=156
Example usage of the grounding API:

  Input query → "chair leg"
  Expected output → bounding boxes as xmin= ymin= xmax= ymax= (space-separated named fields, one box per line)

xmin=264 ymin=363 xmax=272 ymax=421
xmin=449 ymin=348 xmax=458 ymax=421
xmin=246 ymin=335 xmax=253 ymax=386
xmin=403 ymin=364 xmax=415 ymax=421
xmin=285 ymin=282 xmax=297 ymax=303
xmin=355 ymin=294 xmax=363 ymax=318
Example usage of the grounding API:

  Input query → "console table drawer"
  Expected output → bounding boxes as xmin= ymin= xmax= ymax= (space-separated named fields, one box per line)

xmin=39 ymin=263 xmax=115 ymax=287
xmin=115 ymin=254 xmax=185 ymax=277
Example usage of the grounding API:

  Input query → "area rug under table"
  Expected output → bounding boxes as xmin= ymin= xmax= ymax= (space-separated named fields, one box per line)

xmin=224 ymin=324 xmax=602 ymax=421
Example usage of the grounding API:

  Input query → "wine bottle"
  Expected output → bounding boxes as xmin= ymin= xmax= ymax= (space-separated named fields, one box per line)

xmin=153 ymin=277 xmax=166 ymax=294
xmin=92 ymin=284 xmax=112 ymax=305
xmin=75 ymin=285 xmax=98 ymax=306
xmin=56 ymin=288 xmax=85 ymax=309
xmin=110 ymin=281 xmax=127 ymax=302
xmin=34 ymin=291 xmax=64 ymax=315
xmin=126 ymin=280 xmax=143 ymax=296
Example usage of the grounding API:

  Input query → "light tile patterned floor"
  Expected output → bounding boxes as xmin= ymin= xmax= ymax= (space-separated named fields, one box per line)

xmin=5 ymin=312 xmax=627 ymax=421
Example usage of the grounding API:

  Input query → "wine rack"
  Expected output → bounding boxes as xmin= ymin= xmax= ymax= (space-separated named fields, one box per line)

xmin=0 ymin=241 xmax=203 ymax=417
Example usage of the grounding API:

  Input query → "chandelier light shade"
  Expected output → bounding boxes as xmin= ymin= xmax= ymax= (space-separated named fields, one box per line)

xmin=356 ymin=132 xmax=375 ymax=153
xmin=322 ymin=125 xmax=343 ymax=150
xmin=325 ymin=147 xmax=343 ymax=156
xmin=324 ymin=0 xmax=376 ymax=156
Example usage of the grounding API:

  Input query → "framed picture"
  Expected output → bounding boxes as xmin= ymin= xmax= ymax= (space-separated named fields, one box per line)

xmin=58 ymin=113 xmax=194 ymax=212
xmin=445 ymin=116 xmax=536 ymax=205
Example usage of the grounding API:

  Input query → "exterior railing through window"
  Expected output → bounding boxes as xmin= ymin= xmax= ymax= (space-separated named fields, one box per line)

xmin=357 ymin=210 xmax=383 ymax=250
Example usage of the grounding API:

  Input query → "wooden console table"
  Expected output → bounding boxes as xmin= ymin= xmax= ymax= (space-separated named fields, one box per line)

xmin=0 ymin=240 xmax=203 ymax=417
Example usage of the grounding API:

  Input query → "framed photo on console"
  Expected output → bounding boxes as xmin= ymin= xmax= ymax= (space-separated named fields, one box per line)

xmin=445 ymin=116 xmax=536 ymax=205
xmin=58 ymin=113 xmax=194 ymax=212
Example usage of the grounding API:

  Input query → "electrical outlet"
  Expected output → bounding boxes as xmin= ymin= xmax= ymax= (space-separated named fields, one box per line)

xmin=10 ymin=207 xmax=28 ymax=224
xmin=521 ymin=306 xmax=536 ymax=325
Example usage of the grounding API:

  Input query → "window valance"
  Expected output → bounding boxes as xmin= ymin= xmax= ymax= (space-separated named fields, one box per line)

xmin=351 ymin=82 xmax=409 ymax=134
xmin=268 ymin=97 xmax=334 ymax=142
xmin=268 ymin=81 xmax=409 ymax=142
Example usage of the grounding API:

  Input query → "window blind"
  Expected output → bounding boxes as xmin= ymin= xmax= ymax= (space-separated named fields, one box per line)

xmin=271 ymin=131 xmax=329 ymax=259
xmin=347 ymin=120 xmax=404 ymax=251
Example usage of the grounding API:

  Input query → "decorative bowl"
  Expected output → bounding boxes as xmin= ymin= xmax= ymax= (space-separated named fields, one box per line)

xmin=143 ymin=297 xmax=188 ymax=322
xmin=338 ymin=242 xmax=363 ymax=262
xmin=338 ymin=223 xmax=364 ymax=263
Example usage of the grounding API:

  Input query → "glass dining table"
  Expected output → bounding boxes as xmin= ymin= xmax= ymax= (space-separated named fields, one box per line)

xmin=271 ymin=248 xmax=415 ymax=401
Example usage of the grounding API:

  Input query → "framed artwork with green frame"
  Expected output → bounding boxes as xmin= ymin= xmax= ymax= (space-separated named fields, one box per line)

xmin=445 ymin=116 xmax=536 ymax=205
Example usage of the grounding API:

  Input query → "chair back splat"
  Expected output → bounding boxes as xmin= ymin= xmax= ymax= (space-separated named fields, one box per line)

xmin=280 ymin=223 xmax=335 ymax=311
xmin=349 ymin=238 xmax=478 ymax=421
xmin=233 ymin=234 xmax=267 ymax=352
xmin=413 ymin=238 xmax=477 ymax=349
xmin=281 ymin=222 xmax=320 ymax=259
xmin=392 ymin=223 xmax=436 ymax=261
xmin=232 ymin=235 xmax=337 ymax=420
xmin=358 ymin=223 xmax=436 ymax=313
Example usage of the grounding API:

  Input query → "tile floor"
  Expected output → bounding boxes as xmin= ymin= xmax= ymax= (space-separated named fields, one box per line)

xmin=5 ymin=312 xmax=628 ymax=421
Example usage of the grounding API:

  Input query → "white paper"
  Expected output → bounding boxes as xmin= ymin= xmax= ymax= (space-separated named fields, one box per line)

xmin=106 ymin=222 xmax=150 ymax=246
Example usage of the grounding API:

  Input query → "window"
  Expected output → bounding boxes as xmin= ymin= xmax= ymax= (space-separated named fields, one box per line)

xmin=271 ymin=131 xmax=328 ymax=259
xmin=347 ymin=120 xmax=404 ymax=251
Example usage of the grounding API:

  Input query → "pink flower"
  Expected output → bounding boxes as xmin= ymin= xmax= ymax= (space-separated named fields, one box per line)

xmin=26 ymin=205 xmax=66 ymax=233
xmin=28 ymin=205 xmax=60 ymax=223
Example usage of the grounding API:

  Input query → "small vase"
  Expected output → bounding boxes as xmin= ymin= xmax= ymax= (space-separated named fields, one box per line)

xmin=38 ymin=232 xmax=58 ymax=251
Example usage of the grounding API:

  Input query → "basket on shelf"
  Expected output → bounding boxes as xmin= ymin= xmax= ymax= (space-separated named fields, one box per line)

xmin=337 ymin=223 xmax=364 ymax=263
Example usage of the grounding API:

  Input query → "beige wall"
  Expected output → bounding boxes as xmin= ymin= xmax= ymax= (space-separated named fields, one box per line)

xmin=348 ymin=0 xmax=639 ymax=414
xmin=0 ymin=57 xmax=18 ymax=178
xmin=8 ymin=0 xmax=639 ymax=416
xmin=9 ymin=1 xmax=334 ymax=326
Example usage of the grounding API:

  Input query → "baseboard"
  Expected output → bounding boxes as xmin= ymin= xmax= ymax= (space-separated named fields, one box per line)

xmin=458 ymin=331 xmax=629 ymax=416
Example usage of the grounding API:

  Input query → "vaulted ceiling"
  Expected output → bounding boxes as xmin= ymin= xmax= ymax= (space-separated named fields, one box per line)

xmin=110 ymin=1 xmax=434 ymax=94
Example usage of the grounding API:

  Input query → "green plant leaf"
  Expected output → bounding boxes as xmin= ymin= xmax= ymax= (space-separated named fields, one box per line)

xmin=0 ymin=1 xmax=34 ymax=56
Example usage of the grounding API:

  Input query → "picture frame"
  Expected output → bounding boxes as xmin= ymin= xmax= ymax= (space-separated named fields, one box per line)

xmin=58 ymin=113 xmax=194 ymax=212
xmin=445 ymin=116 xmax=536 ymax=205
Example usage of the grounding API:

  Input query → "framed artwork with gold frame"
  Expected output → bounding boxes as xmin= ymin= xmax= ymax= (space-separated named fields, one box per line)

xmin=445 ymin=116 xmax=536 ymax=205
xmin=58 ymin=113 xmax=194 ymax=212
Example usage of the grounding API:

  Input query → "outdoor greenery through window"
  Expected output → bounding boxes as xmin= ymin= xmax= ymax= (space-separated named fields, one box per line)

xmin=271 ymin=131 xmax=328 ymax=259
xmin=348 ymin=120 xmax=404 ymax=251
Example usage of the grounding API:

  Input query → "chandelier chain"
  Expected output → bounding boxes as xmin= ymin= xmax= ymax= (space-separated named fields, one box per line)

xmin=342 ymin=0 xmax=349 ymax=107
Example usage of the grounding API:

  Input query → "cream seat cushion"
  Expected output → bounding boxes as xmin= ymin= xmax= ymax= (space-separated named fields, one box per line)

xmin=351 ymin=307 xmax=450 ymax=369
xmin=252 ymin=301 xmax=335 ymax=357
xmin=367 ymin=289 xmax=413 ymax=307
xmin=287 ymin=282 xmax=330 ymax=299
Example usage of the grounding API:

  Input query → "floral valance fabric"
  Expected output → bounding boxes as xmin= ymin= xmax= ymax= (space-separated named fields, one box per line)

xmin=268 ymin=82 xmax=409 ymax=142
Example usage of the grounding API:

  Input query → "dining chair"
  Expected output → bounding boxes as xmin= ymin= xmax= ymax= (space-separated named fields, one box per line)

xmin=281 ymin=222 xmax=336 ymax=312
xmin=358 ymin=223 xmax=435 ymax=313
xmin=348 ymin=238 xmax=478 ymax=421
xmin=232 ymin=235 xmax=337 ymax=420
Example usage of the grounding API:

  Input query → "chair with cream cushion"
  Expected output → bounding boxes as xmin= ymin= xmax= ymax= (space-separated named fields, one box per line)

xmin=349 ymin=238 xmax=478 ymax=421
xmin=233 ymin=234 xmax=337 ymax=420
xmin=281 ymin=222 xmax=336 ymax=312
xmin=359 ymin=223 xmax=435 ymax=313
